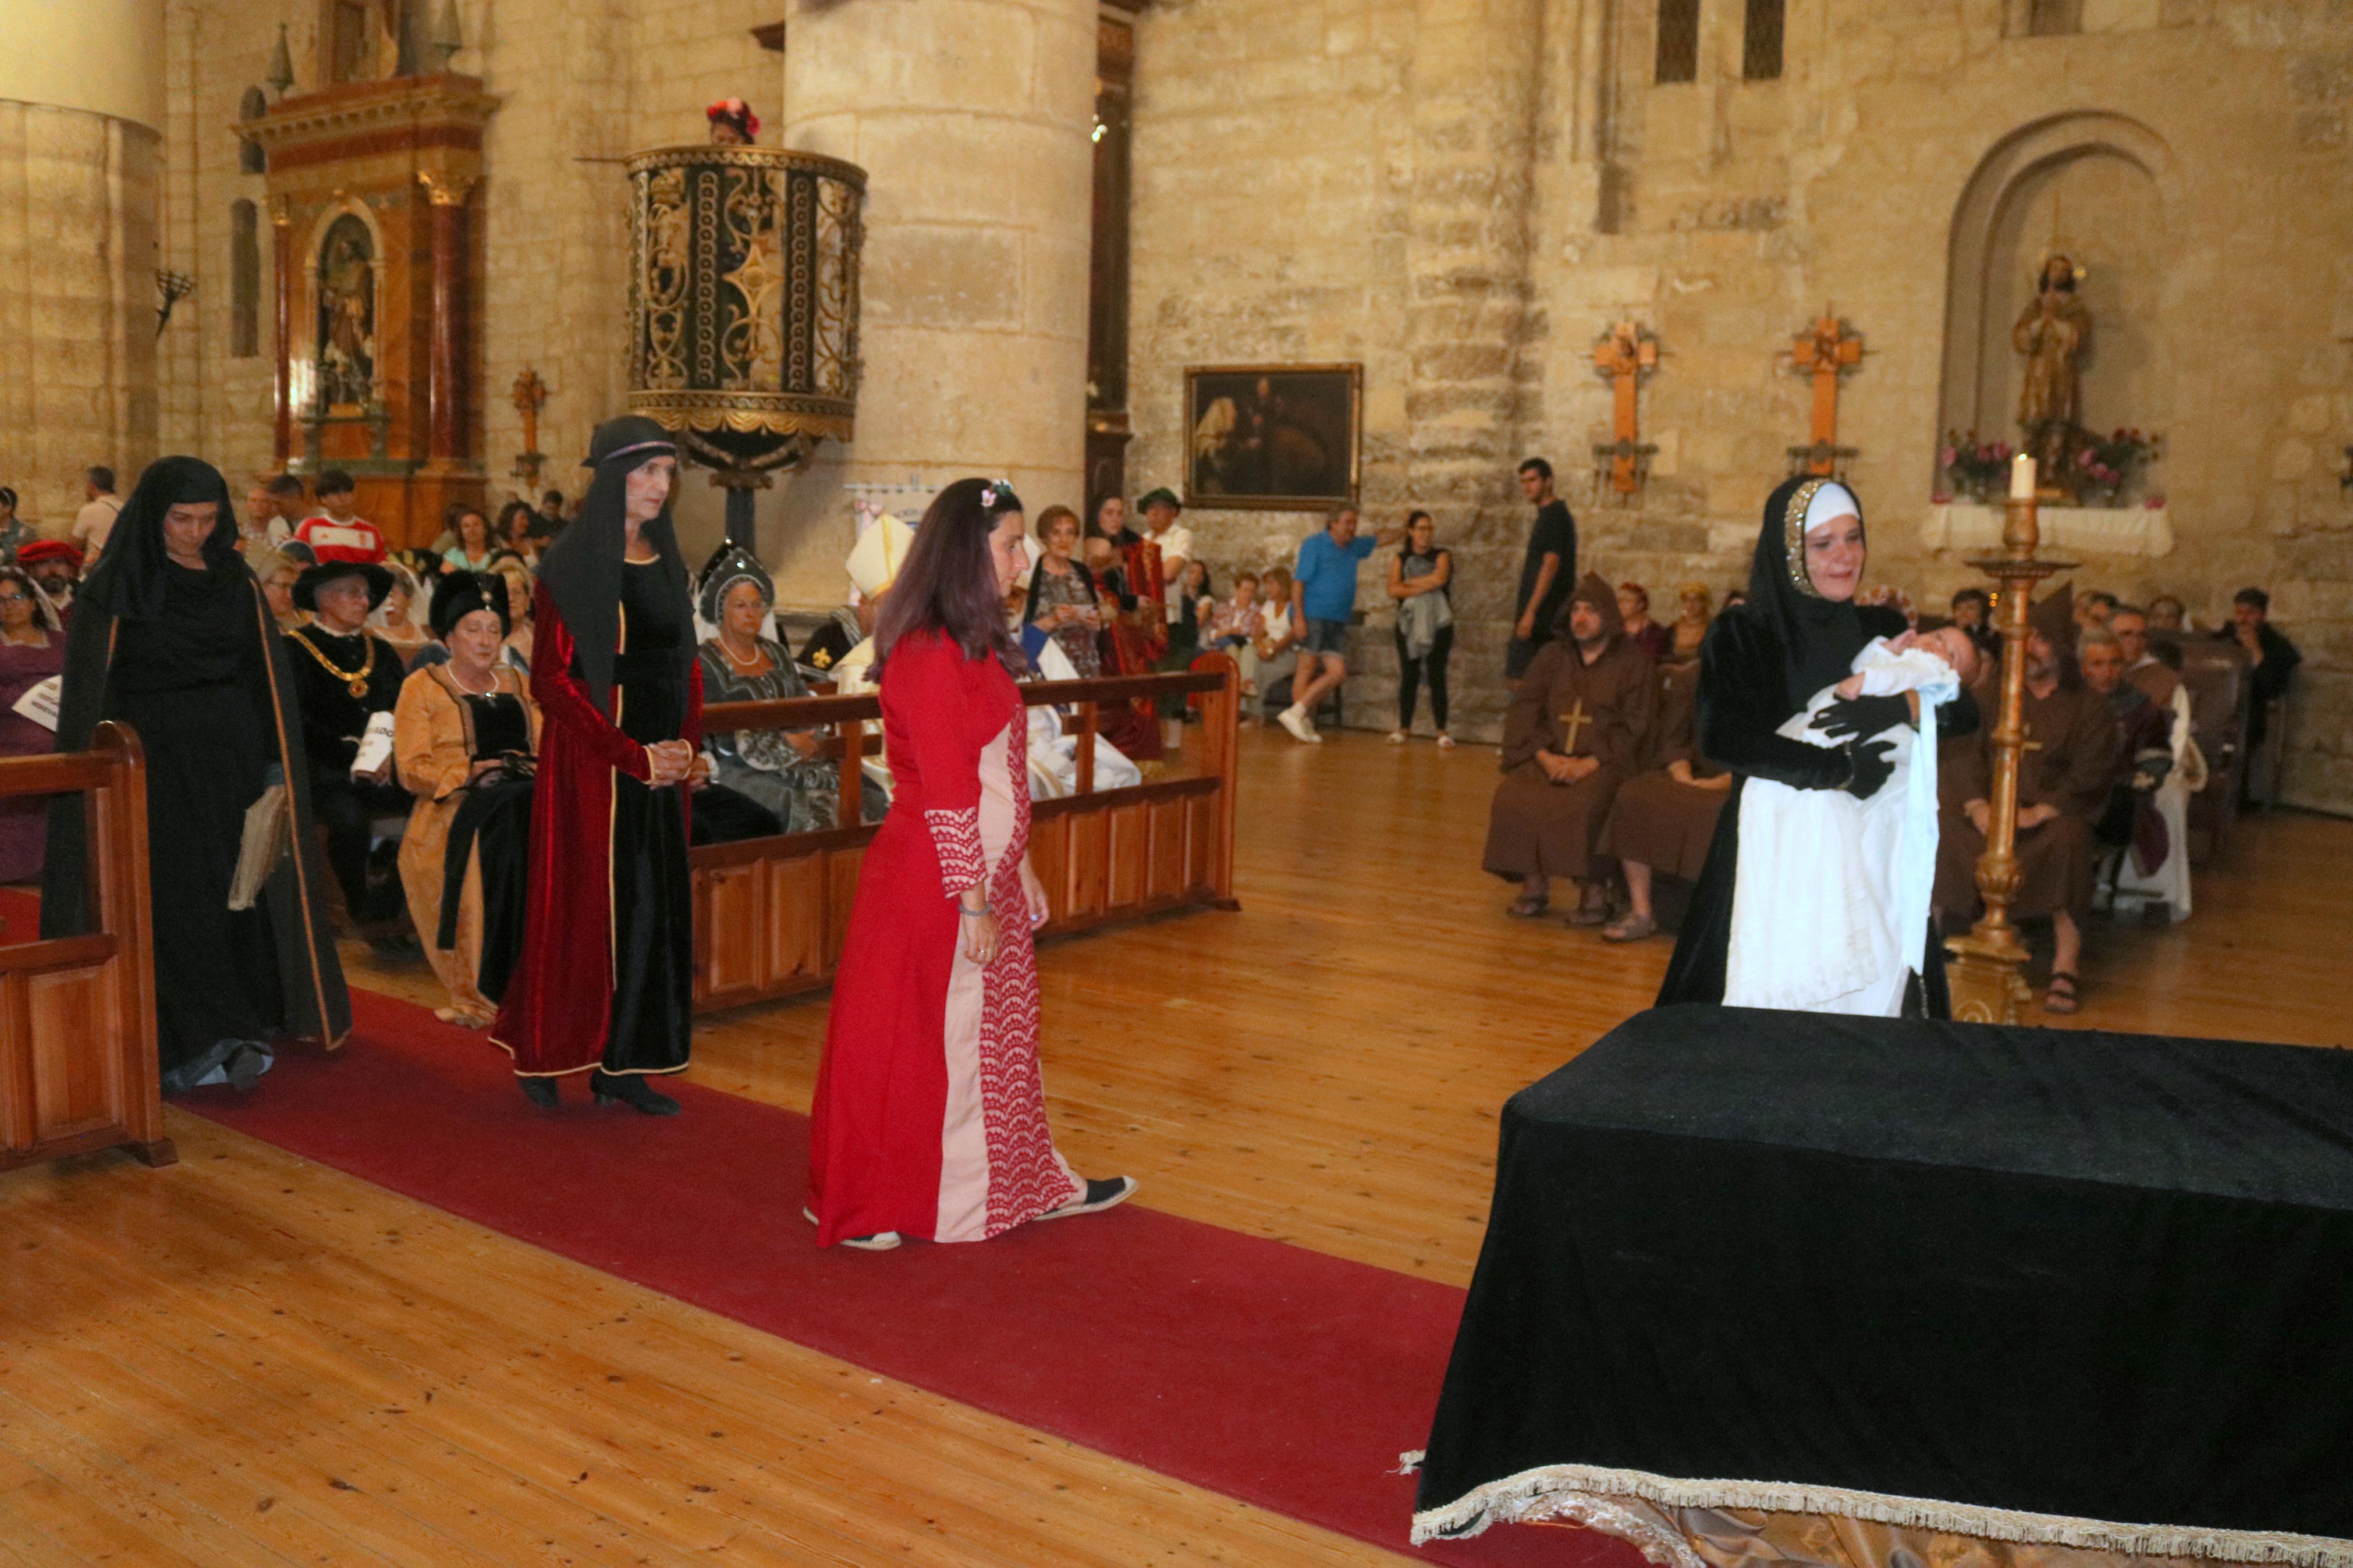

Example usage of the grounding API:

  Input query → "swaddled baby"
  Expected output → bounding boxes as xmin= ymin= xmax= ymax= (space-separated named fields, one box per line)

xmin=1724 ymin=627 xmax=1980 ymax=1016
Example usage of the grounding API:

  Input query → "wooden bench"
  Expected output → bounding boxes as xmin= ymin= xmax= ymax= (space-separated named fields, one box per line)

xmin=0 ymin=722 xmax=171 ymax=1172
xmin=690 ymin=659 xmax=1241 ymax=1013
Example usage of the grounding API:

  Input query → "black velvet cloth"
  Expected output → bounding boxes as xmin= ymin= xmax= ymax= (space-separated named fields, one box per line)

xmin=435 ymin=689 xmax=534 ymax=1001
xmin=604 ymin=559 xmax=693 ymax=1074
xmin=1416 ymin=1005 xmax=2353 ymax=1544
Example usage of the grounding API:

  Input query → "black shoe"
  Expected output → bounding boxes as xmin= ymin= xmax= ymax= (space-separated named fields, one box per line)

xmin=590 ymin=1070 xmax=680 ymax=1116
xmin=223 ymin=1042 xmax=274 ymax=1093
xmin=367 ymin=928 xmax=423 ymax=961
xmin=519 ymin=1076 xmax=559 ymax=1109
xmin=1037 ymin=1175 xmax=1137 ymax=1221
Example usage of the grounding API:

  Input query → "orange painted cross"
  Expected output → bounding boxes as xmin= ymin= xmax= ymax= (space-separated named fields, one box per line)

xmin=1592 ymin=322 xmax=1660 ymax=495
xmin=1789 ymin=311 xmax=1864 ymax=477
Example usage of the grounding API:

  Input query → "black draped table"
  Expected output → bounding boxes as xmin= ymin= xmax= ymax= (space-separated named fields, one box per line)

xmin=1412 ymin=1005 xmax=2353 ymax=1565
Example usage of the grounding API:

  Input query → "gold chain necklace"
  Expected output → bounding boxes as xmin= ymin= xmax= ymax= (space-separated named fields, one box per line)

xmin=294 ymin=625 xmax=378 ymax=699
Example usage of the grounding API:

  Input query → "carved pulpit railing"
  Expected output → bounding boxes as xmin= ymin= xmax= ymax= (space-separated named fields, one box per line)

xmin=1944 ymin=457 xmax=2075 ymax=1024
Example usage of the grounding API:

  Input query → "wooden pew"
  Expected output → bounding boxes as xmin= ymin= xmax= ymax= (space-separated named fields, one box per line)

xmin=0 ymin=722 xmax=171 ymax=1172
xmin=690 ymin=660 xmax=1241 ymax=1013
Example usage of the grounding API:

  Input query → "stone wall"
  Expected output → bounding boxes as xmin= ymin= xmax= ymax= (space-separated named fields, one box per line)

xmin=1127 ymin=0 xmax=2353 ymax=814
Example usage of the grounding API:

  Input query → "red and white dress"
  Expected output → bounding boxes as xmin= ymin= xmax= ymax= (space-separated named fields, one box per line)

xmin=808 ymin=630 xmax=1083 ymax=1246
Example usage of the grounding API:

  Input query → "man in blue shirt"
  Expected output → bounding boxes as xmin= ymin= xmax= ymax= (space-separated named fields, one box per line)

xmin=1280 ymin=506 xmax=1404 ymax=742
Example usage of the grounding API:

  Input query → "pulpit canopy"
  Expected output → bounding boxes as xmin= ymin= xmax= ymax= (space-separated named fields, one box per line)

xmin=624 ymin=145 xmax=867 ymax=481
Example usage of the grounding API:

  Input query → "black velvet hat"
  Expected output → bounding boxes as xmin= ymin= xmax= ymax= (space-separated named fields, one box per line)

xmin=293 ymin=559 xmax=394 ymax=613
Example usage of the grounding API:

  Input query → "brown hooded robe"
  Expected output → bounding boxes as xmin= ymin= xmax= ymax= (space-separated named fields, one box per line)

xmin=1482 ymin=574 xmax=1656 ymax=883
xmin=1596 ymin=659 xmax=1731 ymax=882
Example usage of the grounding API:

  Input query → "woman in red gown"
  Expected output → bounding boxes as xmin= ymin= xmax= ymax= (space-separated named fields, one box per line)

xmin=808 ymin=478 xmax=1135 ymax=1250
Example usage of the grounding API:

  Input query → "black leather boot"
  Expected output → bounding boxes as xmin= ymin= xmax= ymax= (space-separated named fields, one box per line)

xmin=590 ymin=1069 xmax=680 ymax=1116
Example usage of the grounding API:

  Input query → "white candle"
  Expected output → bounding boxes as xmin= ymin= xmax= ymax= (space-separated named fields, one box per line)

xmin=2010 ymin=453 xmax=2037 ymax=500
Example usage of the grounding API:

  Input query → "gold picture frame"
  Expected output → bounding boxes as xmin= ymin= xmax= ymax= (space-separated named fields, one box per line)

xmin=1183 ymin=362 xmax=1362 ymax=510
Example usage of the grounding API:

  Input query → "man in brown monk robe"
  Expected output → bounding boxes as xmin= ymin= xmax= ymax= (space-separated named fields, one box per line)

xmin=1595 ymin=660 xmax=1731 ymax=943
xmin=1484 ymin=573 xmax=1656 ymax=926
xmin=2111 ymin=603 xmax=2181 ymax=708
xmin=1935 ymin=582 xmax=2118 ymax=1014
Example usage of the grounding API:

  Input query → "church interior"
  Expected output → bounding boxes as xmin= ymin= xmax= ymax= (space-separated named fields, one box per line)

xmin=2 ymin=1 xmax=2351 ymax=1565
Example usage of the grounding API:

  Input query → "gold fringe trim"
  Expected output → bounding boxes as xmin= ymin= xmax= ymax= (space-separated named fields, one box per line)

xmin=1402 ymin=1459 xmax=2353 ymax=1566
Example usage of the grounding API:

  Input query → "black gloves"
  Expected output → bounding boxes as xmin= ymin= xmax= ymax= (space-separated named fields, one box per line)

xmin=1842 ymin=738 xmax=1896 ymax=800
xmin=1811 ymin=695 xmax=1911 ymax=742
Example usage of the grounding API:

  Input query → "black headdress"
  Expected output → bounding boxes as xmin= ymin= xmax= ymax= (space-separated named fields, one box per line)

xmin=697 ymin=541 xmax=774 ymax=628
xmin=293 ymin=559 xmax=395 ymax=613
xmin=1742 ymin=475 xmax=1872 ymax=710
xmin=534 ymin=415 xmax=688 ymax=712
xmin=80 ymin=456 xmax=244 ymax=622
xmin=430 ymin=569 xmax=513 ymax=642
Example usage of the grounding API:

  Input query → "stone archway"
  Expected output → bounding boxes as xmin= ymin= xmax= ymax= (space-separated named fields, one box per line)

xmin=1937 ymin=112 xmax=2182 ymax=475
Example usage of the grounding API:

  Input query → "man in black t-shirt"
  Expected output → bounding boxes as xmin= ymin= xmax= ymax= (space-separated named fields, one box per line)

xmin=1508 ymin=457 xmax=1576 ymax=682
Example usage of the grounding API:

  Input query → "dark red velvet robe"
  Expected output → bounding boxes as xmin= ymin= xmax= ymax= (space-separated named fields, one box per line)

xmin=490 ymin=582 xmax=704 ymax=1076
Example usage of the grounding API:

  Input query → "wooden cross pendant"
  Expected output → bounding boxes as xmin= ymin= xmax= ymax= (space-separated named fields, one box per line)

xmin=1592 ymin=322 xmax=1659 ymax=495
xmin=1789 ymin=310 xmax=1864 ymax=476
xmin=1557 ymin=698 xmax=1594 ymax=756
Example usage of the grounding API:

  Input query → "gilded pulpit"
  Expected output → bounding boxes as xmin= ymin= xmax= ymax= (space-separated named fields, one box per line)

xmin=240 ymin=73 xmax=498 ymax=548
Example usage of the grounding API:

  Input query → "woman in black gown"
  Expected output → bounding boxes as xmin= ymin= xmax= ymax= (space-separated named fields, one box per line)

xmin=43 ymin=458 xmax=350 ymax=1091
xmin=488 ymin=417 xmax=702 ymax=1113
xmin=1656 ymin=476 xmax=1978 ymax=1016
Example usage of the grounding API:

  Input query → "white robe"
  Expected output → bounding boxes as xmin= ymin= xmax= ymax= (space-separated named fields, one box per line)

xmin=1724 ymin=642 xmax=1957 ymax=1018
xmin=2111 ymin=679 xmax=2195 ymax=920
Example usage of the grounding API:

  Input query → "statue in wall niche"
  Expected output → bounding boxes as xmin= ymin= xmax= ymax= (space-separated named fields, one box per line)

xmin=2013 ymin=253 xmax=2091 ymax=485
xmin=315 ymin=215 xmax=378 ymax=409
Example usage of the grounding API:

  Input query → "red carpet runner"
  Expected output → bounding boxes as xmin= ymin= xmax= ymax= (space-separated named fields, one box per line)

xmin=180 ymin=993 xmax=1641 ymax=1566
xmin=0 ymin=854 xmax=1624 ymax=1568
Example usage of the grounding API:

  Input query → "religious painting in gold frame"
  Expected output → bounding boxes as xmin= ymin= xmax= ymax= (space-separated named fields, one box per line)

xmin=1183 ymin=363 xmax=1361 ymax=510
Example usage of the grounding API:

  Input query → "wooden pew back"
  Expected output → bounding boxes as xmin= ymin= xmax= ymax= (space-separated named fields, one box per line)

xmin=0 ymin=723 xmax=172 ymax=1172
xmin=690 ymin=659 xmax=1241 ymax=1013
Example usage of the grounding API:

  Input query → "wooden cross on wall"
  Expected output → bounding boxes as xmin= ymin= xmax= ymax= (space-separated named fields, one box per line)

xmin=1592 ymin=322 xmax=1660 ymax=495
xmin=1788 ymin=310 xmax=1864 ymax=477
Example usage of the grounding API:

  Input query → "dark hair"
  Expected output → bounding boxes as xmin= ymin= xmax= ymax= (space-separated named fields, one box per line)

xmin=265 ymin=473 xmax=304 ymax=498
xmin=2085 ymin=589 xmax=2118 ymax=611
xmin=542 ymin=489 xmax=565 ymax=507
xmin=317 ymin=468 xmax=355 ymax=497
xmin=1518 ymin=457 xmax=1552 ymax=481
xmin=1325 ymin=505 xmax=1358 ymax=530
xmin=1035 ymin=503 xmax=1080 ymax=541
xmin=88 ymin=466 xmax=116 ymax=492
xmin=446 ymin=501 xmax=489 ymax=541
xmin=2234 ymin=587 xmax=2269 ymax=611
xmin=1951 ymin=586 xmax=1990 ymax=609
xmin=0 ymin=566 xmax=57 ymax=632
xmin=0 ymin=487 xmax=14 ymax=511
xmin=872 ymin=478 xmax=1027 ymax=681
xmin=496 ymin=499 xmax=535 ymax=540
xmin=1406 ymin=509 xmax=1432 ymax=529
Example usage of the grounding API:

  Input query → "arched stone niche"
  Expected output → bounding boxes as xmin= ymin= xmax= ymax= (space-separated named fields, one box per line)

xmin=1937 ymin=112 xmax=2182 ymax=477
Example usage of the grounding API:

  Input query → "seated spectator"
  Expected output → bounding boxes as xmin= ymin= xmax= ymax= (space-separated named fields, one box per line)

xmin=239 ymin=477 xmax=296 ymax=548
xmin=0 ymin=566 xmax=66 ymax=879
xmin=2216 ymin=586 xmax=2300 ymax=785
xmin=244 ymin=544 xmax=306 ymax=631
xmin=1935 ymin=584 xmax=2117 ymax=1014
xmin=295 ymin=470 xmax=388 ymax=564
xmin=1016 ymin=620 xmax=1143 ymax=798
xmin=1616 ymin=581 xmax=1670 ymax=663
xmin=530 ymin=488 xmax=569 ymax=541
xmin=695 ymin=545 xmax=868 ymax=833
xmin=1243 ymin=566 xmax=1299 ymax=713
xmin=441 ymin=503 xmax=499 ymax=573
xmin=492 ymin=557 xmax=536 ymax=673
xmin=286 ymin=559 xmax=412 ymax=934
xmin=0 ymin=487 xmax=33 ymax=564
xmin=2080 ymin=625 xmax=2192 ymax=922
xmin=2146 ymin=594 xmax=2188 ymax=632
xmin=18 ymin=540 xmax=83 ymax=622
xmin=1205 ymin=571 xmax=1262 ymax=654
xmin=1947 ymin=586 xmax=1998 ymax=662
xmin=1666 ymin=583 xmax=1711 ymax=667
xmin=1025 ymin=504 xmax=1111 ymax=677
xmin=371 ymin=559 xmax=437 ymax=667
xmin=393 ymin=571 xmax=540 ymax=1027
xmin=2110 ymin=603 xmax=2178 ymax=699
xmin=2076 ymin=589 xmax=2118 ymax=630
xmin=1596 ymin=659 xmax=1731 ymax=943
xmin=1482 ymin=575 xmax=1656 ymax=925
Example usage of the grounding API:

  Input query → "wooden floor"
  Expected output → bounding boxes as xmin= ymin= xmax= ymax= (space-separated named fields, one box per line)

xmin=4 ymin=729 xmax=2347 ymax=1566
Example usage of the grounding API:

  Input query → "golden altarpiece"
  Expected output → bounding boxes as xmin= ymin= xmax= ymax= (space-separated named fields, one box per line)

xmin=240 ymin=73 xmax=497 ymax=548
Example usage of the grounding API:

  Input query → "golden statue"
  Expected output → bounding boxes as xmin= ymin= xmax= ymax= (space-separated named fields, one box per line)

xmin=2012 ymin=254 xmax=2091 ymax=477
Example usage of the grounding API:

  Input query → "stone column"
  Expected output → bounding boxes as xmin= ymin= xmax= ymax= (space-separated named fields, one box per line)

xmin=1397 ymin=0 xmax=1546 ymax=737
xmin=773 ymin=0 xmax=1096 ymax=606
xmin=0 ymin=0 xmax=164 ymax=535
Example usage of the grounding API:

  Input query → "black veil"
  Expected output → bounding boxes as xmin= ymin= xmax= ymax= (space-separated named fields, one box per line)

xmin=1742 ymin=474 xmax=1870 ymax=710
xmin=534 ymin=415 xmax=690 ymax=712
xmin=82 ymin=457 xmax=246 ymax=623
